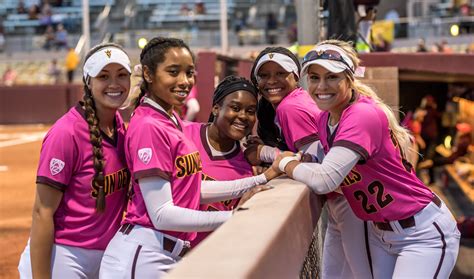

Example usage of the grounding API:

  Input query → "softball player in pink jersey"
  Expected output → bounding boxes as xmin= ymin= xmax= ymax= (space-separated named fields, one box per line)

xmin=276 ymin=40 xmax=460 ymax=278
xmin=245 ymin=47 xmax=321 ymax=158
xmin=246 ymin=47 xmax=373 ymax=278
xmin=18 ymin=43 xmax=132 ymax=279
xmin=99 ymin=37 xmax=278 ymax=279
xmin=184 ymin=75 xmax=277 ymax=247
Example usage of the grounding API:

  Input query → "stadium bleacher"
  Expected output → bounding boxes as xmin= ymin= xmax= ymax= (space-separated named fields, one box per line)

xmin=0 ymin=0 xmax=18 ymax=14
xmin=137 ymin=0 xmax=235 ymax=29
xmin=71 ymin=0 xmax=116 ymax=6
xmin=0 ymin=59 xmax=64 ymax=85
xmin=2 ymin=0 xmax=112 ymax=35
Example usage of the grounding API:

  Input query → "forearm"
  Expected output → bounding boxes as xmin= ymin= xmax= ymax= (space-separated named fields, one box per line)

xmin=284 ymin=147 xmax=360 ymax=195
xmin=29 ymin=184 xmax=62 ymax=279
xmin=140 ymin=177 xmax=232 ymax=232
xmin=200 ymin=173 xmax=267 ymax=203
xmin=155 ymin=203 xmax=232 ymax=232
xmin=30 ymin=212 xmax=55 ymax=279
xmin=291 ymin=162 xmax=343 ymax=194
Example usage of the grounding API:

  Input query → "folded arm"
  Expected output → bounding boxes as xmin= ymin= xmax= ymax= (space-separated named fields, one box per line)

xmin=277 ymin=146 xmax=360 ymax=194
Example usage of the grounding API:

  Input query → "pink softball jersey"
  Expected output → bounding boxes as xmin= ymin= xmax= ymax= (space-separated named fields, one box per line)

xmin=276 ymin=87 xmax=321 ymax=152
xmin=36 ymin=104 xmax=130 ymax=250
xmin=317 ymin=95 xmax=433 ymax=222
xmin=123 ymin=103 xmax=202 ymax=241
xmin=183 ymin=122 xmax=254 ymax=246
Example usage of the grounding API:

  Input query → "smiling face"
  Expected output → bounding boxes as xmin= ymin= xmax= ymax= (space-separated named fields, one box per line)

xmin=144 ymin=47 xmax=195 ymax=114
xmin=256 ymin=61 xmax=298 ymax=107
xmin=89 ymin=63 xmax=131 ymax=112
xmin=306 ymin=64 xmax=352 ymax=118
xmin=212 ymin=90 xmax=257 ymax=141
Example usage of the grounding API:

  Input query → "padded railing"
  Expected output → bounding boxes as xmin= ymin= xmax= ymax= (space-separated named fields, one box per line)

xmin=167 ymin=177 xmax=323 ymax=278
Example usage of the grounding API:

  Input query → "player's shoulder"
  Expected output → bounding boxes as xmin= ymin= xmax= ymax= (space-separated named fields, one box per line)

xmin=51 ymin=106 xmax=84 ymax=134
xmin=129 ymin=114 xmax=185 ymax=144
xmin=128 ymin=114 xmax=158 ymax=134
xmin=182 ymin=121 xmax=204 ymax=135
xmin=280 ymin=88 xmax=310 ymax=106
xmin=129 ymin=105 xmax=163 ymax=126
xmin=42 ymin=106 xmax=84 ymax=144
xmin=346 ymin=95 xmax=379 ymax=117
xmin=278 ymin=88 xmax=318 ymax=115
xmin=341 ymin=96 xmax=385 ymax=129
xmin=182 ymin=120 xmax=202 ymax=129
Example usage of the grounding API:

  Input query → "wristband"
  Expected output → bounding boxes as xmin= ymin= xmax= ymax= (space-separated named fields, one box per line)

xmin=279 ymin=156 xmax=299 ymax=172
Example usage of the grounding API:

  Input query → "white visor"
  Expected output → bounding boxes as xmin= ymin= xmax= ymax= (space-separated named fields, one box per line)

xmin=301 ymin=44 xmax=355 ymax=76
xmin=83 ymin=47 xmax=131 ymax=79
xmin=253 ymin=52 xmax=299 ymax=79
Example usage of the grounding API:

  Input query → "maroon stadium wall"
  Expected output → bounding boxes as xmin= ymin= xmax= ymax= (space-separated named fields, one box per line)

xmin=0 ymin=85 xmax=83 ymax=124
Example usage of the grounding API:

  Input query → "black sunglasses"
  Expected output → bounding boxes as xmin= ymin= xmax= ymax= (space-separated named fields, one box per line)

xmin=302 ymin=49 xmax=354 ymax=73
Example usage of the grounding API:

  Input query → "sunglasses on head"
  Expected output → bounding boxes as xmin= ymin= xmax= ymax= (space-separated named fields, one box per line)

xmin=302 ymin=49 xmax=354 ymax=73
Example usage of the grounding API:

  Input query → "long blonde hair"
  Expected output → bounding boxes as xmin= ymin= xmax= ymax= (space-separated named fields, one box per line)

xmin=315 ymin=39 xmax=415 ymax=164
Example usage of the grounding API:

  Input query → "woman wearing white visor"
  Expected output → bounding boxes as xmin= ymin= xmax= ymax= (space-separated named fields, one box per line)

xmin=18 ymin=43 xmax=132 ymax=279
xmin=247 ymin=46 xmax=373 ymax=278
xmin=274 ymin=39 xmax=460 ymax=278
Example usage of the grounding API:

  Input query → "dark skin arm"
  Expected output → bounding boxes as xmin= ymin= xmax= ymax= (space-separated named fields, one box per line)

xmin=30 ymin=183 xmax=63 ymax=279
xmin=244 ymin=135 xmax=265 ymax=166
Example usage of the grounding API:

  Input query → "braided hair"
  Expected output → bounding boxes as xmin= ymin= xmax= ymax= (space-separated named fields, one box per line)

xmin=249 ymin=47 xmax=301 ymax=151
xmin=82 ymin=42 xmax=125 ymax=212
xmin=208 ymin=75 xmax=257 ymax=122
xmin=134 ymin=37 xmax=195 ymax=108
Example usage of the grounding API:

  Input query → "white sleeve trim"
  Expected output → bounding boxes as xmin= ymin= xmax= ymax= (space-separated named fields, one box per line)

xmin=139 ymin=177 xmax=232 ymax=232
xmin=200 ymin=173 xmax=267 ymax=204
xmin=292 ymin=146 xmax=360 ymax=194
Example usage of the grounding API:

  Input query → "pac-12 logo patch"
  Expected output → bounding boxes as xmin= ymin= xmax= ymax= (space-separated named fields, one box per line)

xmin=138 ymin=148 xmax=152 ymax=165
xmin=50 ymin=158 xmax=65 ymax=175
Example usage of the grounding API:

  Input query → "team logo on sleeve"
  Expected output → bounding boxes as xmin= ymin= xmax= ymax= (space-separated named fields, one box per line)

xmin=138 ymin=148 xmax=152 ymax=165
xmin=49 ymin=158 xmax=65 ymax=175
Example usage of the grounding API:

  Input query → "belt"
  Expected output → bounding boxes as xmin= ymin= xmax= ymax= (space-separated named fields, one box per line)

xmin=119 ymin=224 xmax=190 ymax=257
xmin=374 ymin=194 xmax=442 ymax=231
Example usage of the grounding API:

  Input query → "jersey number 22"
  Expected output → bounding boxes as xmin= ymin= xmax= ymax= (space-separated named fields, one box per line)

xmin=354 ymin=181 xmax=394 ymax=214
